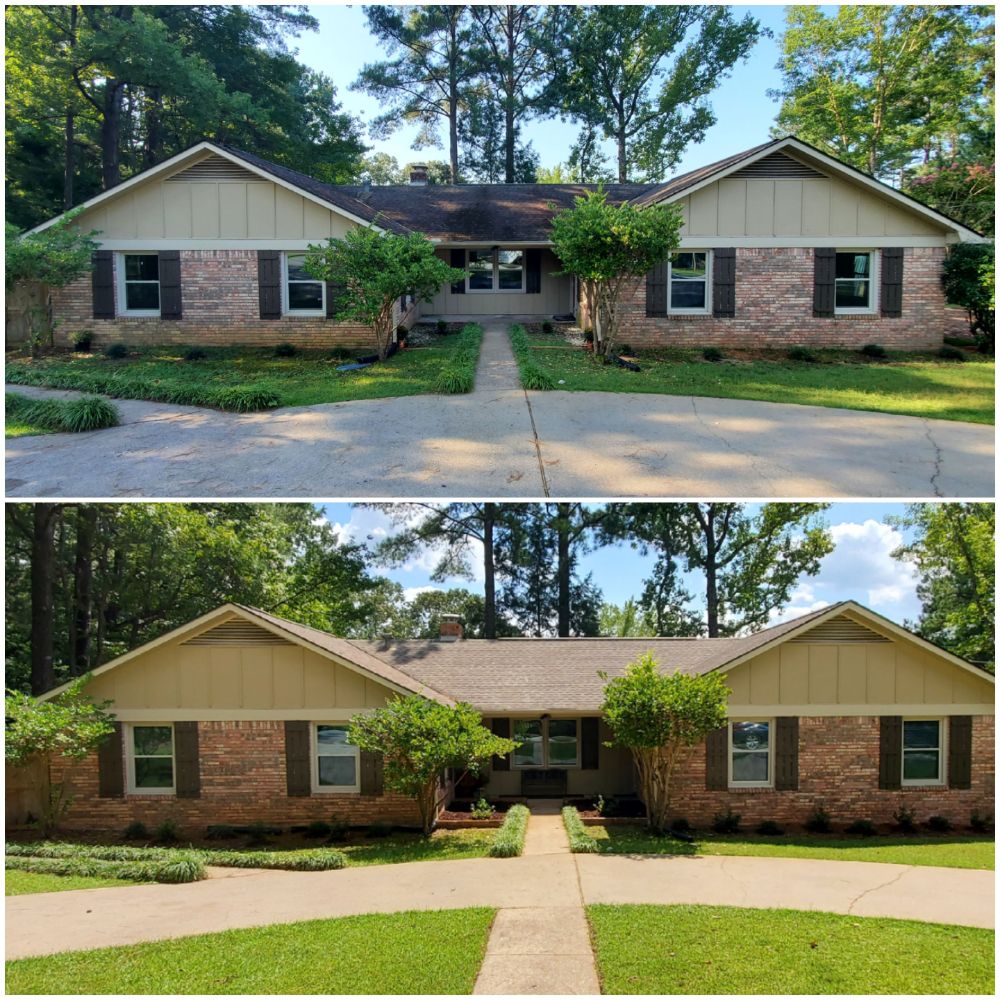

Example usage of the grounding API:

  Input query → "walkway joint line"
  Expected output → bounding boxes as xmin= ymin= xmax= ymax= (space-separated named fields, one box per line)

xmin=522 ymin=389 xmax=550 ymax=498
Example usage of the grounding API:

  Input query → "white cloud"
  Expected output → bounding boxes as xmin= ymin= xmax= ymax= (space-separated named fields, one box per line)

xmin=402 ymin=585 xmax=442 ymax=602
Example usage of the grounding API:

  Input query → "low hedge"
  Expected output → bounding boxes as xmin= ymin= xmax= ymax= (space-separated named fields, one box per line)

xmin=6 ymin=392 xmax=120 ymax=433
xmin=508 ymin=324 xmax=555 ymax=390
xmin=200 ymin=849 xmax=346 ymax=871
xmin=562 ymin=806 xmax=599 ymax=853
xmin=488 ymin=804 xmax=529 ymax=858
xmin=434 ymin=323 xmax=483 ymax=394
xmin=5 ymin=853 xmax=205 ymax=884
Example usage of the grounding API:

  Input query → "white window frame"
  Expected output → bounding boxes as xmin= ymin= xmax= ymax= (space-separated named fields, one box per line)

xmin=125 ymin=722 xmax=175 ymax=795
xmin=310 ymin=722 xmax=361 ymax=794
xmin=667 ymin=250 xmax=712 ymax=316
xmin=901 ymin=716 xmax=946 ymax=787
xmin=511 ymin=717 xmax=579 ymax=769
xmin=728 ymin=718 xmax=773 ymax=789
xmin=834 ymin=249 xmax=879 ymax=316
xmin=116 ymin=252 xmax=161 ymax=317
xmin=465 ymin=248 xmax=526 ymax=294
xmin=283 ymin=252 xmax=326 ymax=316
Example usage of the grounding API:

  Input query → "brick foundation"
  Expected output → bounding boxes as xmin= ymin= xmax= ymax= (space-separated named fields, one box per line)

xmin=50 ymin=251 xmax=376 ymax=350
xmin=614 ymin=247 xmax=967 ymax=350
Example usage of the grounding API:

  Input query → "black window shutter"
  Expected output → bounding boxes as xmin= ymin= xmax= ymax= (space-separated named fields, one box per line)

xmin=257 ymin=250 xmax=282 ymax=319
xmin=580 ymin=717 xmax=600 ymax=770
xmin=948 ymin=716 xmax=973 ymax=789
xmin=92 ymin=251 xmax=115 ymax=319
xmin=712 ymin=248 xmax=736 ymax=318
xmin=646 ymin=260 xmax=668 ymax=317
xmin=97 ymin=722 xmax=125 ymax=798
xmin=705 ymin=725 xmax=728 ymax=790
xmin=325 ymin=281 xmax=345 ymax=319
xmin=525 ymin=248 xmax=542 ymax=294
xmin=773 ymin=717 xmax=799 ymax=791
xmin=174 ymin=721 xmax=201 ymax=798
xmin=284 ymin=720 xmax=311 ymax=797
xmin=878 ymin=716 xmax=902 ymax=790
xmin=158 ymin=251 xmax=183 ymax=319
xmin=450 ymin=249 xmax=466 ymax=294
xmin=360 ymin=750 xmax=384 ymax=796
xmin=880 ymin=248 xmax=903 ymax=318
xmin=490 ymin=717 xmax=511 ymax=771
xmin=813 ymin=248 xmax=836 ymax=317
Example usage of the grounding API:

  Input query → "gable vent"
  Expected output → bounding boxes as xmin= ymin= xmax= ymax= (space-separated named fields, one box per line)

xmin=730 ymin=152 xmax=825 ymax=180
xmin=182 ymin=619 xmax=293 ymax=646
xmin=790 ymin=615 xmax=891 ymax=644
xmin=166 ymin=156 xmax=260 ymax=183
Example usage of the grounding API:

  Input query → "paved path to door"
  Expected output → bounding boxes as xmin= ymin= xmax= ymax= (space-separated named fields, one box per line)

xmin=5 ymin=322 xmax=994 ymax=497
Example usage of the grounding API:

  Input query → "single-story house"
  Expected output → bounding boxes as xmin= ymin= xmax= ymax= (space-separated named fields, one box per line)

xmin=25 ymin=600 xmax=994 ymax=833
xmin=26 ymin=136 xmax=983 ymax=353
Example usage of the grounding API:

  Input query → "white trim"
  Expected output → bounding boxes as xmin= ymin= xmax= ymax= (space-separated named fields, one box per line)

xmin=667 ymin=250 xmax=712 ymax=316
xmin=310 ymin=722 xmax=361 ymax=794
xmin=834 ymin=249 xmax=879 ymax=316
xmin=103 ymin=708 xmax=383 ymax=722
xmin=725 ymin=704 xmax=993 ymax=717
xmin=464 ymin=248 xmax=526 ymax=294
xmin=115 ymin=252 xmax=161 ymax=317
xmin=282 ymin=251 xmax=326 ymax=317
xmin=511 ymin=717 xmax=579 ymax=769
xmin=728 ymin=718 xmax=773 ymax=789
xmin=901 ymin=716 xmax=947 ymax=787
xmin=125 ymin=722 xmax=175 ymax=796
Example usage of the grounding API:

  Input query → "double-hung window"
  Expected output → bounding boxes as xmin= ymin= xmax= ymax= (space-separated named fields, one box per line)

xmin=128 ymin=724 xmax=175 ymax=794
xmin=512 ymin=718 xmax=578 ymax=768
xmin=313 ymin=724 xmax=360 ymax=792
xmin=729 ymin=719 xmax=771 ymax=787
xmin=902 ymin=719 xmax=944 ymax=785
xmin=117 ymin=253 xmax=161 ymax=316
xmin=284 ymin=252 xmax=325 ymax=315
xmin=465 ymin=249 xmax=525 ymax=292
xmin=668 ymin=251 xmax=710 ymax=314
xmin=834 ymin=251 xmax=877 ymax=314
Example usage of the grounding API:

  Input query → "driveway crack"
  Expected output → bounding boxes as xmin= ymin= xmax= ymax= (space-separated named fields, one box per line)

xmin=522 ymin=389 xmax=550 ymax=497
xmin=922 ymin=422 xmax=945 ymax=497
xmin=846 ymin=867 xmax=909 ymax=915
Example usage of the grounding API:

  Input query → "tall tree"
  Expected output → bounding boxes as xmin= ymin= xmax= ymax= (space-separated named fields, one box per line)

xmin=637 ymin=555 xmax=704 ymax=637
xmin=542 ymin=5 xmax=764 ymax=181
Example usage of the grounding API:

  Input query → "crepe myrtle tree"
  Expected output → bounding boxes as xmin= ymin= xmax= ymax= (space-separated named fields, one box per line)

xmin=5 ymin=677 xmax=116 ymax=837
xmin=349 ymin=695 xmax=516 ymax=835
xmin=550 ymin=190 xmax=681 ymax=357
xmin=601 ymin=654 xmax=729 ymax=834
xmin=304 ymin=225 xmax=465 ymax=361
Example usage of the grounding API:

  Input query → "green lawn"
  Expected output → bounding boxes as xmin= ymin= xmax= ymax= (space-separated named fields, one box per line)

xmin=5 ymin=418 xmax=54 ymax=439
xmin=514 ymin=329 xmax=994 ymax=424
xmin=5 ymin=870 xmax=138 ymax=895
xmin=585 ymin=826 xmax=995 ymax=870
xmin=5 ymin=907 xmax=496 ymax=994
xmin=337 ymin=828 xmax=495 ymax=866
xmin=587 ymin=904 xmax=994 ymax=994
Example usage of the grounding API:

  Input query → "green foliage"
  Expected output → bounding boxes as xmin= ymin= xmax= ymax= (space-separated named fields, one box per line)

xmin=470 ymin=797 xmax=494 ymax=821
xmin=845 ymin=819 xmax=877 ymax=836
xmin=602 ymin=654 xmax=729 ymax=833
xmin=5 ymin=852 xmax=205 ymax=885
xmin=201 ymin=849 xmax=346 ymax=871
xmin=205 ymin=824 xmax=239 ymax=840
xmin=183 ymin=347 xmax=207 ymax=361
xmin=892 ymin=803 xmax=918 ymax=834
xmin=926 ymin=815 xmax=952 ymax=833
xmin=861 ymin=343 xmax=887 ymax=359
xmin=509 ymin=324 xmax=556 ymax=390
xmin=787 ymin=346 xmax=818 ymax=363
xmin=562 ymin=806 xmax=600 ymax=853
xmin=4 ymin=216 xmax=99 ymax=289
xmin=123 ymin=821 xmax=149 ymax=841
xmin=305 ymin=227 xmax=464 ymax=360
xmin=71 ymin=331 xmax=93 ymax=351
xmin=214 ymin=384 xmax=282 ymax=412
xmin=969 ymin=811 xmax=992 ymax=833
xmin=303 ymin=821 xmax=332 ymax=839
xmin=366 ymin=821 xmax=394 ymax=839
xmin=104 ymin=344 xmax=128 ymax=359
xmin=550 ymin=191 xmax=682 ymax=355
xmin=755 ymin=820 xmax=784 ymax=836
xmin=6 ymin=393 xmax=120 ymax=435
xmin=154 ymin=819 xmax=179 ymax=844
xmin=598 ymin=600 xmax=657 ymax=638
xmin=942 ymin=243 xmax=995 ymax=353
xmin=275 ymin=343 xmax=297 ymax=358
xmin=488 ymin=804 xmax=529 ymax=858
xmin=712 ymin=809 xmax=742 ymax=834
xmin=702 ymin=347 xmax=724 ymax=362
xmin=804 ymin=805 xmax=832 ymax=834
xmin=60 ymin=396 xmax=120 ymax=433
xmin=937 ymin=346 xmax=966 ymax=362
xmin=349 ymin=697 xmax=516 ymax=835
xmin=433 ymin=323 xmax=483 ymax=394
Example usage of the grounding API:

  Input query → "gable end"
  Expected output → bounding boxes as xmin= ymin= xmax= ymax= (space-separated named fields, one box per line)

xmin=166 ymin=155 xmax=260 ymax=184
xmin=181 ymin=619 xmax=294 ymax=646
xmin=730 ymin=151 xmax=826 ymax=180
xmin=789 ymin=615 xmax=891 ymax=644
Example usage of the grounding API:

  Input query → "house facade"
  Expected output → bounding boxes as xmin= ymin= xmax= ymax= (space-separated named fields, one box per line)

xmin=24 ymin=601 xmax=994 ymax=834
xmin=29 ymin=137 xmax=980 ymax=353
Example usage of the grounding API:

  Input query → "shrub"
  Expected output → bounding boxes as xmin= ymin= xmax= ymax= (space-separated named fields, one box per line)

xmin=470 ymin=797 xmax=495 ymax=820
xmin=594 ymin=794 xmax=607 ymax=816
xmin=860 ymin=343 xmax=887 ymax=359
xmin=122 ymin=821 xmax=149 ymax=841
xmin=936 ymin=345 xmax=965 ymax=361
xmin=303 ymin=820 xmax=332 ymax=839
xmin=926 ymin=815 xmax=952 ymax=833
xmin=541 ymin=320 xmax=554 ymax=334
xmin=521 ymin=364 xmax=556 ymax=390
xmin=183 ymin=347 xmax=207 ymax=361
xmin=618 ymin=343 xmax=633 ymax=356
xmin=71 ymin=330 xmax=93 ymax=351
xmin=4 ymin=852 xmax=205 ymax=884
xmin=104 ymin=343 xmax=128 ymax=359
xmin=969 ymin=810 xmax=992 ymax=833
xmin=942 ymin=242 xmax=994 ymax=353
xmin=274 ymin=342 xmax=297 ymax=358
xmin=583 ymin=329 xmax=594 ymax=344
xmin=214 ymin=384 xmax=282 ymax=412
xmin=489 ymin=804 xmax=529 ymax=858
xmin=508 ymin=324 xmax=555 ymax=390
xmin=436 ymin=319 xmax=448 ymax=335
xmin=61 ymin=396 xmax=120 ymax=433
xmin=435 ymin=365 xmax=474 ymax=394
xmin=202 ymin=849 xmax=345 ymax=871
xmin=845 ymin=819 xmax=876 ymax=836
xmin=787 ymin=345 xmax=817 ymax=362
xmin=702 ymin=347 xmax=724 ymax=362
xmin=804 ymin=805 xmax=832 ymax=834
xmin=670 ymin=817 xmax=691 ymax=834
xmin=245 ymin=821 xmax=274 ymax=847
xmin=205 ymin=824 xmax=239 ymax=840
xmin=154 ymin=819 xmax=179 ymax=844
xmin=712 ymin=808 xmax=741 ymax=834
xmin=755 ymin=820 xmax=784 ymax=836
xmin=328 ymin=816 xmax=351 ymax=842
xmin=892 ymin=802 xmax=918 ymax=834
xmin=562 ymin=805 xmax=599 ymax=853
xmin=6 ymin=393 xmax=120 ymax=435
xmin=366 ymin=821 xmax=394 ymax=839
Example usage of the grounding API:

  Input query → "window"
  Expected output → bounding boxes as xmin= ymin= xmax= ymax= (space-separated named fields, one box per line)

xmin=497 ymin=250 xmax=524 ymax=291
xmin=668 ymin=251 xmax=710 ymax=314
xmin=118 ymin=253 xmax=160 ymax=315
xmin=284 ymin=253 xmax=325 ymax=314
xmin=729 ymin=720 xmax=771 ymax=787
xmin=466 ymin=249 xmax=525 ymax=292
xmin=313 ymin=724 xmax=360 ymax=792
xmin=129 ymin=724 xmax=174 ymax=793
xmin=835 ymin=251 xmax=876 ymax=314
xmin=902 ymin=719 xmax=944 ymax=785
xmin=512 ymin=718 xmax=578 ymax=768
xmin=467 ymin=250 xmax=495 ymax=291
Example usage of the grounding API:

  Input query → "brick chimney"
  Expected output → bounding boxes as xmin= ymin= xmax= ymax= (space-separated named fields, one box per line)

xmin=438 ymin=614 xmax=462 ymax=642
xmin=409 ymin=164 xmax=429 ymax=186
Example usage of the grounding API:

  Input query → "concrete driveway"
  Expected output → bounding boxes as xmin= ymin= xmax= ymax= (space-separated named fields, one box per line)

xmin=5 ymin=326 xmax=994 ymax=497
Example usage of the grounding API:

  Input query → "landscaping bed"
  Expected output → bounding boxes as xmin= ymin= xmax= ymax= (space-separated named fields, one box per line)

xmin=6 ymin=391 xmax=120 ymax=438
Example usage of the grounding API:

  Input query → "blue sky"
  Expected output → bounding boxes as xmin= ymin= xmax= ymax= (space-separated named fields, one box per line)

xmin=293 ymin=3 xmax=795 ymax=175
xmin=321 ymin=503 xmax=925 ymax=628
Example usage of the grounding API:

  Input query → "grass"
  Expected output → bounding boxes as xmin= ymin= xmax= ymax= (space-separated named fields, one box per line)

xmin=6 ymin=391 xmax=120 ymax=437
xmin=582 ymin=826 xmax=995 ymax=870
xmin=513 ymin=328 xmax=995 ymax=424
xmin=488 ymin=804 xmax=530 ymax=857
xmin=336 ymin=828 xmax=495 ymax=867
xmin=587 ymin=904 xmax=994 ymax=994
xmin=4 ymin=325 xmax=483 ymax=412
xmin=562 ymin=805 xmax=599 ymax=853
xmin=5 ymin=907 xmax=496 ymax=995
xmin=5 ymin=853 xmax=205 ymax=884
xmin=5 ymin=870 xmax=138 ymax=895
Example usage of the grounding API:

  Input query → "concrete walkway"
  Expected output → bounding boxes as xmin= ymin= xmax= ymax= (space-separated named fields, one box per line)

xmin=6 ymin=324 xmax=993 ymax=497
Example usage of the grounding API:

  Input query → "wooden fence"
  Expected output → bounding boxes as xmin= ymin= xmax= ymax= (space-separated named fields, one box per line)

xmin=5 ymin=756 xmax=49 ymax=827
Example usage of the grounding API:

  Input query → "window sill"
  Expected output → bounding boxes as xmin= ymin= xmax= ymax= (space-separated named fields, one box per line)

xmin=126 ymin=789 xmax=175 ymax=797
xmin=726 ymin=784 xmax=775 ymax=793
xmin=119 ymin=312 xmax=161 ymax=319
xmin=310 ymin=788 xmax=361 ymax=796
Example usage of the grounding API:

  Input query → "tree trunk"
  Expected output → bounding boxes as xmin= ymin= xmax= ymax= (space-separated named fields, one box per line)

xmin=617 ymin=124 xmax=628 ymax=183
xmin=704 ymin=506 xmax=719 ymax=638
xmin=143 ymin=86 xmax=163 ymax=168
xmin=483 ymin=503 xmax=496 ymax=639
xmin=72 ymin=505 xmax=96 ymax=672
xmin=556 ymin=504 xmax=571 ymax=637
xmin=101 ymin=78 xmax=124 ymax=189
xmin=31 ymin=505 xmax=61 ymax=696
xmin=63 ymin=6 xmax=78 ymax=209
xmin=448 ymin=17 xmax=460 ymax=183
xmin=504 ymin=17 xmax=516 ymax=183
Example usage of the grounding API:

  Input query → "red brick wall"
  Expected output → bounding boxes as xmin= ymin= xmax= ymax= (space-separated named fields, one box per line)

xmin=50 ymin=251 xmax=377 ymax=350
xmin=52 ymin=721 xmax=422 ymax=835
xmin=615 ymin=247 xmax=967 ymax=350
xmin=663 ymin=715 xmax=995 ymax=829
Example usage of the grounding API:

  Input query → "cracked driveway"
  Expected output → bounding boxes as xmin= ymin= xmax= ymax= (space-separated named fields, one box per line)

xmin=5 ymin=324 xmax=993 ymax=497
